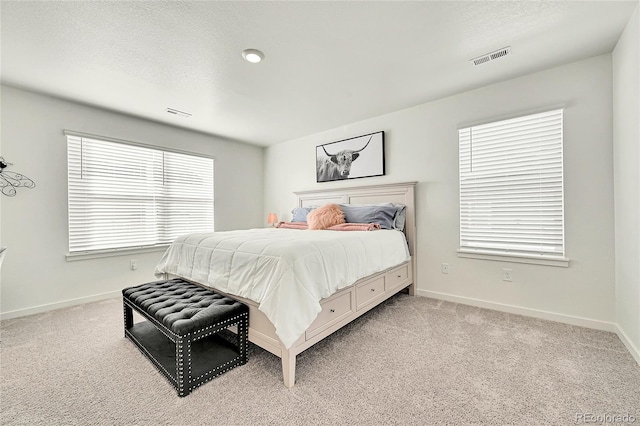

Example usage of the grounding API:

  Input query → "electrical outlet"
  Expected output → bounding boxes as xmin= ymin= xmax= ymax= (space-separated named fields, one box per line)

xmin=502 ymin=268 xmax=512 ymax=282
xmin=441 ymin=263 xmax=449 ymax=274
xmin=130 ymin=260 xmax=138 ymax=271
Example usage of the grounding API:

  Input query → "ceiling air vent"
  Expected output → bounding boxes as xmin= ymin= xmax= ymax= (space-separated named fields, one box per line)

xmin=470 ymin=47 xmax=511 ymax=66
xmin=165 ymin=108 xmax=192 ymax=118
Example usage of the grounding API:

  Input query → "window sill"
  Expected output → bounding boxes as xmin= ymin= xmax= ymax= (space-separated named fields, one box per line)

xmin=457 ymin=250 xmax=570 ymax=268
xmin=66 ymin=245 xmax=169 ymax=262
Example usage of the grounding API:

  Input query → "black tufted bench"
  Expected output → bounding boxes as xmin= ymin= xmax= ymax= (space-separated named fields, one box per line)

xmin=122 ymin=278 xmax=249 ymax=397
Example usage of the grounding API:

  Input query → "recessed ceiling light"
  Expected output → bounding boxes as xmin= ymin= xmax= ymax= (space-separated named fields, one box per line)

xmin=242 ymin=49 xmax=264 ymax=64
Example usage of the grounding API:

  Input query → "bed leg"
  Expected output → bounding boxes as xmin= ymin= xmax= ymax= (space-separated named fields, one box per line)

xmin=407 ymin=283 xmax=416 ymax=296
xmin=281 ymin=349 xmax=296 ymax=388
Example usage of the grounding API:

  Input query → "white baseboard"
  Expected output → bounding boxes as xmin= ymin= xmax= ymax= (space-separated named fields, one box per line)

xmin=615 ymin=324 xmax=640 ymax=366
xmin=0 ymin=290 xmax=121 ymax=321
xmin=418 ymin=289 xmax=617 ymax=332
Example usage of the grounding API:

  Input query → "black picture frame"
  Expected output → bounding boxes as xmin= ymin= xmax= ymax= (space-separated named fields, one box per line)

xmin=316 ymin=131 xmax=385 ymax=183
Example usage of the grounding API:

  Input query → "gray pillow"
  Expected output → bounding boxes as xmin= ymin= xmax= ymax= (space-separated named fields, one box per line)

xmin=339 ymin=203 xmax=406 ymax=230
xmin=291 ymin=206 xmax=315 ymax=222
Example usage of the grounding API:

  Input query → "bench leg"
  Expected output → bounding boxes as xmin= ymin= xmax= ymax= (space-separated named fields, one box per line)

xmin=123 ymin=301 xmax=133 ymax=336
xmin=281 ymin=349 xmax=296 ymax=388
xmin=176 ymin=337 xmax=191 ymax=397
xmin=238 ymin=315 xmax=249 ymax=364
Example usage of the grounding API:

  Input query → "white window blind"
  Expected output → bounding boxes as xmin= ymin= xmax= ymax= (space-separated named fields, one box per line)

xmin=67 ymin=134 xmax=214 ymax=253
xmin=459 ymin=109 xmax=565 ymax=260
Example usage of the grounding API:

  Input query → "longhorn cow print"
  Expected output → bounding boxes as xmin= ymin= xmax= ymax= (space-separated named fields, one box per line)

xmin=316 ymin=135 xmax=373 ymax=182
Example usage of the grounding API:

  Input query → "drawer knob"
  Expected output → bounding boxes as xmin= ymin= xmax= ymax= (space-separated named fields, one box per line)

xmin=330 ymin=308 xmax=335 ymax=313
xmin=397 ymin=275 xmax=402 ymax=278
xmin=370 ymin=288 xmax=375 ymax=292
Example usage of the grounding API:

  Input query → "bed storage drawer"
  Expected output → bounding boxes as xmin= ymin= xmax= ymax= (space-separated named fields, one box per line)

xmin=306 ymin=291 xmax=353 ymax=340
xmin=385 ymin=263 xmax=410 ymax=291
xmin=356 ymin=276 xmax=385 ymax=310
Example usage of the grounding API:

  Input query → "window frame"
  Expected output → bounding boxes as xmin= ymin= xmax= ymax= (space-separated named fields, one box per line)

xmin=457 ymin=109 xmax=569 ymax=268
xmin=64 ymin=130 xmax=215 ymax=260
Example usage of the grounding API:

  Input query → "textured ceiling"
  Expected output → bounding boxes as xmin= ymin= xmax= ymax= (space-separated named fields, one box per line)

xmin=1 ymin=1 xmax=637 ymax=146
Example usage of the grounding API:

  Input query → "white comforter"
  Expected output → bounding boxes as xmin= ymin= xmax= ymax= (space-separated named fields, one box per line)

xmin=154 ymin=228 xmax=410 ymax=348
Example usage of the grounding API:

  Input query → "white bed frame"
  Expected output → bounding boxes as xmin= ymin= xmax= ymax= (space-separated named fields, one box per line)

xmin=207 ymin=181 xmax=418 ymax=387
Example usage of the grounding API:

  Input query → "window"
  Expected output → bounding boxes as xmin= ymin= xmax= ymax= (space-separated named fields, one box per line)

xmin=458 ymin=109 xmax=567 ymax=266
xmin=66 ymin=132 xmax=214 ymax=255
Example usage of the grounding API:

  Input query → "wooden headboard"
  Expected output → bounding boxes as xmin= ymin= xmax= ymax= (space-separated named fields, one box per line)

xmin=294 ymin=181 xmax=417 ymax=275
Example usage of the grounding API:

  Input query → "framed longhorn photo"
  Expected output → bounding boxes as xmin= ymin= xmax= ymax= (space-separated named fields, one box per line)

xmin=316 ymin=131 xmax=385 ymax=183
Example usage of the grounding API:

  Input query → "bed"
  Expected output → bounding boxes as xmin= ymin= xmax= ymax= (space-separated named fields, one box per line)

xmin=155 ymin=181 xmax=417 ymax=387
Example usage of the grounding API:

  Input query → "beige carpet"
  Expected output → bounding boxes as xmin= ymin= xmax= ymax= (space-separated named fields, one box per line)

xmin=1 ymin=293 xmax=639 ymax=425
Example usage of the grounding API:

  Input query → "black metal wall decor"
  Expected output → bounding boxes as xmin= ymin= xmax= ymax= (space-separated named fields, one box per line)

xmin=0 ymin=156 xmax=35 ymax=196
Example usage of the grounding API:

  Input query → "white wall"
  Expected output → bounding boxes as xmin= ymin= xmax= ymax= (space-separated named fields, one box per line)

xmin=265 ymin=55 xmax=616 ymax=329
xmin=0 ymin=85 xmax=264 ymax=318
xmin=613 ymin=5 xmax=640 ymax=362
